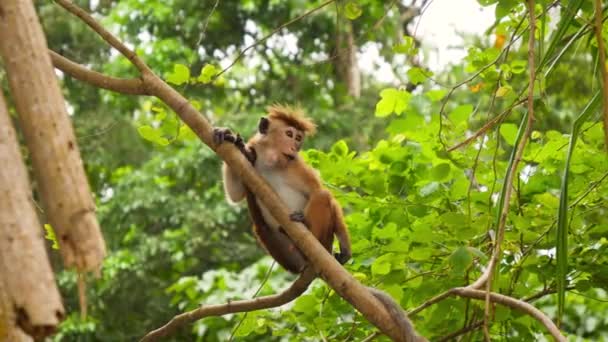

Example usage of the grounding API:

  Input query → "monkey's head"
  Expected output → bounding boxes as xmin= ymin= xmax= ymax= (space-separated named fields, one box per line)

xmin=257 ymin=104 xmax=316 ymax=168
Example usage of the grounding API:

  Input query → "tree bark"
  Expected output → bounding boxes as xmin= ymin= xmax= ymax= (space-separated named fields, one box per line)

xmin=0 ymin=90 xmax=64 ymax=339
xmin=0 ymin=0 xmax=106 ymax=272
xmin=335 ymin=22 xmax=361 ymax=98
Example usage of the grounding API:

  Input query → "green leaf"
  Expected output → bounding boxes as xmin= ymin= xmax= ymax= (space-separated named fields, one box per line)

xmin=43 ymin=224 xmax=59 ymax=250
xmin=407 ymin=67 xmax=430 ymax=85
xmin=344 ymin=1 xmax=362 ymax=20
xmin=331 ymin=140 xmax=349 ymax=156
xmin=375 ymin=88 xmax=411 ymax=117
xmin=431 ymin=163 xmax=451 ymax=181
xmin=510 ymin=60 xmax=527 ymax=74
xmin=425 ymin=89 xmax=447 ymax=102
xmin=449 ymin=104 xmax=473 ymax=124
xmin=197 ymin=64 xmax=219 ymax=84
xmin=293 ymin=294 xmax=318 ymax=313
xmin=450 ymin=246 xmax=473 ymax=275
xmin=393 ymin=36 xmax=418 ymax=56
xmin=166 ymin=64 xmax=190 ymax=85
xmin=371 ymin=254 xmax=393 ymax=276
xmin=500 ymin=123 xmax=518 ymax=146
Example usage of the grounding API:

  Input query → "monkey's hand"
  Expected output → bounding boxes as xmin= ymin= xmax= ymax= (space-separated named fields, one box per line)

xmin=289 ymin=211 xmax=307 ymax=225
xmin=213 ymin=127 xmax=256 ymax=164
xmin=213 ymin=127 xmax=241 ymax=145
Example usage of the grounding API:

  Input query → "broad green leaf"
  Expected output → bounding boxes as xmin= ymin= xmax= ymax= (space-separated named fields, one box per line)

xmin=500 ymin=123 xmax=518 ymax=145
xmin=375 ymin=88 xmax=411 ymax=117
xmin=344 ymin=1 xmax=362 ymax=20
xmin=431 ymin=163 xmax=451 ymax=181
xmin=371 ymin=254 xmax=393 ymax=276
xmin=449 ymin=104 xmax=473 ymax=124
xmin=425 ymin=89 xmax=447 ymax=102
xmin=137 ymin=125 xmax=160 ymax=142
xmin=166 ymin=64 xmax=190 ymax=85
xmin=331 ymin=140 xmax=349 ymax=156
xmin=407 ymin=67 xmax=430 ymax=85
xmin=198 ymin=64 xmax=219 ymax=83
xmin=510 ymin=60 xmax=527 ymax=74
xmin=450 ymin=246 xmax=473 ymax=275
xmin=293 ymin=294 xmax=318 ymax=313
xmin=495 ymin=85 xmax=511 ymax=97
xmin=393 ymin=36 xmax=418 ymax=55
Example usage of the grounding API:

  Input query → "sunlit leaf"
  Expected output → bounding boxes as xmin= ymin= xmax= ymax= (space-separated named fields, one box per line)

xmin=344 ymin=1 xmax=362 ymax=20
xmin=166 ymin=64 xmax=190 ymax=85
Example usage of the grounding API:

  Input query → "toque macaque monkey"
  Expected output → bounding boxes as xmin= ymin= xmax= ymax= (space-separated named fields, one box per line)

xmin=215 ymin=104 xmax=350 ymax=273
xmin=214 ymin=104 xmax=426 ymax=342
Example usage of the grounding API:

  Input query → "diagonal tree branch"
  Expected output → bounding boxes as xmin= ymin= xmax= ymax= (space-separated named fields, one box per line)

xmin=50 ymin=50 xmax=147 ymax=95
xmin=51 ymin=1 xmax=416 ymax=341
xmin=141 ymin=268 xmax=316 ymax=341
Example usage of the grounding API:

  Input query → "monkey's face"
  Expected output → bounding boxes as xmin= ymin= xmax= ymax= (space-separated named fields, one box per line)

xmin=273 ymin=124 xmax=303 ymax=160
xmin=260 ymin=120 xmax=304 ymax=168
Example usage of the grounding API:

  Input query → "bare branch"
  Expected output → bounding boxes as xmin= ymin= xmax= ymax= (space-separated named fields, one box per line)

xmin=53 ymin=0 xmax=151 ymax=73
xmin=215 ymin=0 xmax=336 ymax=78
xmin=451 ymin=288 xmax=566 ymax=342
xmin=50 ymin=50 xmax=147 ymax=95
xmin=140 ymin=268 xmax=316 ymax=342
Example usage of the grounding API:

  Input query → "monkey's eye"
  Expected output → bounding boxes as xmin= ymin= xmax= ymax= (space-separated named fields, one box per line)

xmin=286 ymin=131 xmax=293 ymax=138
xmin=295 ymin=135 xmax=302 ymax=142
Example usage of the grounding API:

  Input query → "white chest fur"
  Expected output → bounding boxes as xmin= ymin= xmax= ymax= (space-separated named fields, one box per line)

xmin=255 ymin=168 xmax=307 ymax=229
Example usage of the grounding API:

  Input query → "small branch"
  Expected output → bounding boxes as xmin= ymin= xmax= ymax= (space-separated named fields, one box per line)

xmin=140 ymin=268 xmax=316 ymax=342
xmin=436 ymin=320 xmax=483 ymax=342
xmin=593 ymin=0 xmax=608 ymax=152
xmin=482 ymin=2 xmax=537 ymax=338
xmin=450 ymin=288 xmax=566 ymax=342
xmin=447 ymin=98 xmax=526 ymax=152
xmin=50 ymin=50 xmax=147 ymax=95
xmin=214 ymin=0 xmax=336 ymax=78
xmin=407 ymin=290 xmax=452 ymax=316
xmin=53 ymin=0 xmax=151 ymax=73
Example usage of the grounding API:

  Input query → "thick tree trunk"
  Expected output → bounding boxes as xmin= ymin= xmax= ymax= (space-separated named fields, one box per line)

xmin=0 ymin=90 xmax=64 ymax=339
xmin=0 ymin=0 xmax=106 ymax=272
xmin=335 ymin=22 xmax=361 ymax=98
xmin=0 ymin=274 xmax=33 ymax=342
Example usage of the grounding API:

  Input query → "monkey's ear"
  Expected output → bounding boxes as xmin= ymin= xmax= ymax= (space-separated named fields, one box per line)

xmin=258 ymin=117 xmax=270 ymax=134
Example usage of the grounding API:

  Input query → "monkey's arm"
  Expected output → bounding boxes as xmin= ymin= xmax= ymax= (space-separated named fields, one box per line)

xmin=215 ymin=128 xmax=257 ymax=203
xmin=331 ymin=198 xmax=352 ymax=264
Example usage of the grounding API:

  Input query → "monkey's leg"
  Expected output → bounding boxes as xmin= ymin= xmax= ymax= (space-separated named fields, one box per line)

xmin=253 ymin=224 xmax=307 ymax=274
xmin=299 ymin=189 xmax=334 ymax=251
xmin=246 ymin=191 xmax=306 ymax=274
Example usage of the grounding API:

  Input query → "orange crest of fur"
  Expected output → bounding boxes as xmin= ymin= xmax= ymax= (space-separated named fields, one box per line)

xmin=266 ymin=104 xmax=317 ymax=136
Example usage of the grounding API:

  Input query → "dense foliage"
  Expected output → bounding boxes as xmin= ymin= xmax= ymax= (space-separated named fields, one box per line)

xmin=20 ymin=0 xmax=608 ymax=341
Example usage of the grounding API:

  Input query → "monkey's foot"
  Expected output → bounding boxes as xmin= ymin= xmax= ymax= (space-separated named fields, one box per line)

xmin=289 ymin=211 xmax=307 ymax=225
xmin=334 ymin=252 xmax=351 ymax=265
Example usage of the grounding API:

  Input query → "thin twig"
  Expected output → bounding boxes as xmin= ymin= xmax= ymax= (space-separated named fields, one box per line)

xmin=141 ymin=268 xmax=316 ymax=342
xmin=593 ymin=0 xmax=608 ymax=151
xmin=436 ymin=320 xmax=484 ymax=342
xmin=214 ymin=0 xmax=336 ymax=78
xmin=481 ymin=1 xmax=537 ymax=338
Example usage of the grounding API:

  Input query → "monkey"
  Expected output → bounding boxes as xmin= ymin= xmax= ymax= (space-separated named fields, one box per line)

xmin=214 ymin=104 xmax=426 ymax=342
xmin=215 ymin=104 xmax=350 ymax=273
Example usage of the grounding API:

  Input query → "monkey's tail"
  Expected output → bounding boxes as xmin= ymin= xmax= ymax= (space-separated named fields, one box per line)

xmin=367 ymin=287 xmax=426 ymax=342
